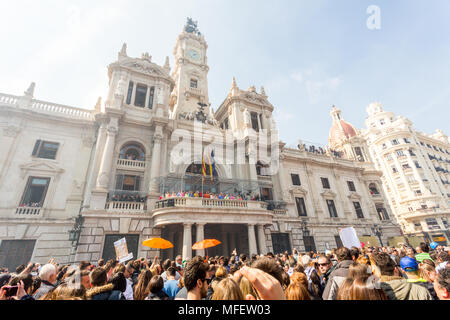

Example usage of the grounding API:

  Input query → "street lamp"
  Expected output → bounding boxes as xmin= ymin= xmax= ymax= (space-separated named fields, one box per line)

xmin=68 ymin=206 xmax=85 ymax=249
xmin=371 ymin=224 xmax=383 ymax=247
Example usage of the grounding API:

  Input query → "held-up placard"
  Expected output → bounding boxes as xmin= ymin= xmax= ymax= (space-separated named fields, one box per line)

xmin=114 ymin=237 xmax=133 ymax=263
xmin=339 ymin=227 xmax=361 ymax=249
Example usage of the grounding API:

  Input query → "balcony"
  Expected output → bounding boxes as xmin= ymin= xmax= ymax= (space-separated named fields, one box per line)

xmin=105 ymin=201 xmax=146 ymax=213
xmin=15 ymin=206 xmax=42 ymax=216
xmin=116 ymin=158 xmax=146 ymax=170
xmin=155 ymin=197 xmax=267 ymax=210
xmin=152 ymin=197 xmax=273 ymax=227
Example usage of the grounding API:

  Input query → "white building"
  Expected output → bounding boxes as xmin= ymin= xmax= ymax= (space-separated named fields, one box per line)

xmin=361 ymin=102 xmax=450 ymax=245
xmin=0 ymin=19 xmax=400 ymax=270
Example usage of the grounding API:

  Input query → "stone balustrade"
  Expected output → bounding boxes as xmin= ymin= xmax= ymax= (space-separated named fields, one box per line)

xmin=117 ymin=158 xmax=146 ymax=169
xmin=15 ymin=206 xmax=41 ymax=215
xmin=105 ymin=201 xmax=146 ymax=212
xmin=0 ymin=93 xmax=19 ymax=106
xmin=155 ymin=197 xmax=268 ymax=210
xmin=30 ymin=100 xmax=94 ymax=120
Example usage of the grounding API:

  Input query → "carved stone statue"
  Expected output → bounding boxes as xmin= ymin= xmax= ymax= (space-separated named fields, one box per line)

xmin=244 ymin=108 xmax=251 ymax=126
xmin=157 ymin=86 xmax=164 ymax=104
xmin=184 ymin=17 xmax=201 ymax=35
xmin=115 ymin=76 xmax=126 ymax=96
xmin=25 ymin=82 xmax=35 ymax=97
xmin=142 ymin=52 xmax=152 ymax=62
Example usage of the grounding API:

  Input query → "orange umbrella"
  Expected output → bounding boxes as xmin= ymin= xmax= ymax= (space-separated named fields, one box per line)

xmin=192 ymin=239 xmax=221 ymax=250
xmin=142 ymin=238 xmax=174 ymax=249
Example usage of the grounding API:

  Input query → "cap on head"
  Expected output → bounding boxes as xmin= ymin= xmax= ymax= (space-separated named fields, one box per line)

xmin=430 ymin=242 xmax=439 ymax=250
xmin=400 ymin=256 xmax=418 ymax=272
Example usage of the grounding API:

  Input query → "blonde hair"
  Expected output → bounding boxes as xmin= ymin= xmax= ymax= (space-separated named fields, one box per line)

xmin=239 ymin=276 xmax=258 ymax=299
xmin=134 ymin=269 xmax=153 ymax=300
xmin=212 ymin=278 xmax=243 ymax=300
xmin=215 ymin=266 xmax=228 ymax=279
xmin=285 ymin=282 xmax=311 ymax=300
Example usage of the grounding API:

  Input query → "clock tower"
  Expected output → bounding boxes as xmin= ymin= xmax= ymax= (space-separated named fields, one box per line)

xmin=169 ymin=18 xmax=211 ymax=119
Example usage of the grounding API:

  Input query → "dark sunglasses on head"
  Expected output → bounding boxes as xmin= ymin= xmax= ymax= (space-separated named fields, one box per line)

xmin=318 ymin=263 xmax=330 ymax=266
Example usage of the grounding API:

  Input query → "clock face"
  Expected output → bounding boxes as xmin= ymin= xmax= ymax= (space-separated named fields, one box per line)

xmin=187 ymin=49 xmax=200 ymax=61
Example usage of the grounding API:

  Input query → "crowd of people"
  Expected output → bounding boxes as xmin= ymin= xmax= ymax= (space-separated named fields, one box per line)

xmin=109 ymin=193 xmax=147 ymax=203
xmin=159 ymin=191 xmax=261 ymax=201
xmin=0 ymin=242 xmax=448 ymax=301
xmin=301 ymin=144 xmax=344 ymax=158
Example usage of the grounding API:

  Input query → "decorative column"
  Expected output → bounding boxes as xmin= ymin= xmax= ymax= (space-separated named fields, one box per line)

xmin=257 ymin=224 xmax=267 ymax=255
xmin=149 ymin=126 xmax=163 ymax=194
xmin=195 ymin=223 xmax=205 ymax=257
xmin=182 ymin=223 xmax=193 ymax=260
xmin=248 ymin=224 xmax=257 ymax=256
xmin=95 ymin=123 xmax=118 ymax=190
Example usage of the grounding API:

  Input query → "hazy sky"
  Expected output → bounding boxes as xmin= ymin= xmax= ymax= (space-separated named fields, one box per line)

xmin=1 ymin=0 xmax=449 ymax=146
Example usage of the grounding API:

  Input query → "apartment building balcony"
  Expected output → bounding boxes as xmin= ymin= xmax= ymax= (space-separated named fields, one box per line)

xmin=15 ymin=206 xmax=42 ymax=217
xmin=152 ymin=197 xmax=273 ymax=227
xmin=116 ymin=158 xmax=146 ymax=171
xmin=105 ymin=190 xmax=147 ymax=213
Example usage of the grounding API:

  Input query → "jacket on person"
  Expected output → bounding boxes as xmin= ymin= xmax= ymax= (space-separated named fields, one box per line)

xmin=33 ymin=280 xmax=56 ymax=300
xmin=379 ymin=276 xmax=433 ymax=300
xmin=146 ymin=290 xmax=169 ymax=300
xmin=86 ymin=284 xmax=126 ymax=300
xmin=322 ymin=260 xmax=353 ymax=300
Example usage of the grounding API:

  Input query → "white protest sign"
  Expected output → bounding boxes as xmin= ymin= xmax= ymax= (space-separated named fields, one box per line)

xmin=114 ymin=237 xmax=133 ymax=263
xmin=339 ymin=227 xmax=361 ymax=249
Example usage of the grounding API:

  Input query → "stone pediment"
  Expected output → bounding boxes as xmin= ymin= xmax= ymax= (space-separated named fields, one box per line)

xmin=320 ymin=190 xmax=337 ymax=198
xmin=109 ymin=57 xmax=171 ymax=80
xmin=20 ymin=161 xmax=65 ymax=179
xmin=348 ymin=192 xmax=362 ymax=201
xmin=289 ymin=186 xmax=308 ymax=196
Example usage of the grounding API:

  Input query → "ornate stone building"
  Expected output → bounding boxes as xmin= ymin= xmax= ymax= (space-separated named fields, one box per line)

xmin=0 ymin=20 xmax=400 ymax=270
xmin=361 ymin=102 xmax=450 ymax=244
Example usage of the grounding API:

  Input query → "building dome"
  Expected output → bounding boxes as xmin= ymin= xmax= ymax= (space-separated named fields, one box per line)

xmin=328 ymin=106 xmax=358 ymax=147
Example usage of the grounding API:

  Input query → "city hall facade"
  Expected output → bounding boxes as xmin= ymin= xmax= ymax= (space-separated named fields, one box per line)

xmin=0 ymin=21 xmax=403 ymax=269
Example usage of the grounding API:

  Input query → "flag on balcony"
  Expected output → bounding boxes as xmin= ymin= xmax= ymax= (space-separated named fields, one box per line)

xmin=202 ymin=151 xmax=207 ymax=180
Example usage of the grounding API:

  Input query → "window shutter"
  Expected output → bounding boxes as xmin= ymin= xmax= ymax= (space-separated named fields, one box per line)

xmin=116 ymin=175 xmax=123 ymax=190
xmin=135 ymin=176 xmax=140 ymax=191
xmin=32 ymin=140 xmax=41 ymax=156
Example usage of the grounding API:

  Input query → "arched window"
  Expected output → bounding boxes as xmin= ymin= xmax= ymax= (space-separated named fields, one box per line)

xmin=186 ymin=163 xmax=217 ymax=177
xmin=369 ymin=183 xmax=380 ymax=195
xmin=120 ymin=143 xmax=145 ymax=161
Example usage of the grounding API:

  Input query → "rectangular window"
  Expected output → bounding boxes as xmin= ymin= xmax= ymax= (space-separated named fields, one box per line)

xmin=404 ymin=138 xmax=411 ymax=143
xmin=402 ymin=163 xmax=411 ymax=169
xmin=116 ymin=174 xmax=141 ymax=191
xmin=20 ymin=177 xmax=50 ymax=207
xmin=223 ymin=118 xmax=229 ymax=130
xmin=415 ymin=161 xmax=421 ymax=168
xmin=134 ymin=84 xmax=147 ymax=107
xmin=354 ymin=147 xmax=365 ymax=162
xmin=126 ymin=81 xmax=134 ymax=104
xmin=334 ymin=235 xmax=343 ymax=248
xmin=376 ymin=206 xmax=389 ymax=220
xmin=260 ymin=188 xmax=273 ymax=201
xmin=353 ymin=202 xmax=364 ymax=219
xmin=303 ymin=236 xmax=316 ymax=252
xmin=414 ymin=190 xmax=422 ymax=196
xmin=347 ymin=181 xmax=356 ymax=192
xmin=250 ymin=112 xmax=259 ymax=132
xmin=392 ymin=166 xmax=398 ymax=173
xmin=392 ymin=139 xmax=400 ymax=145
xmin=148 ymin=86 xmax=155 ymax=109
xmin=326 ymin=199 xmax=338 ymax=217
xmin=385 ymin=154 xmax=393 ymax=161
xmin=32 ymin=140 xmax=59 ymax=160
xmin=190 ymin=79 xmax=198 ymax=88
xmin=291 ymin=174 xmax=301 ymax=186
xmin=396 ymin=150 xmax=405 ymax=157
xmin=425 ymin=218 xmax=440 ymax=230
xmin=321 ymin=177 xmax=330 ymax=189
xmin=295 ymin=197 xmax=307 ymax=217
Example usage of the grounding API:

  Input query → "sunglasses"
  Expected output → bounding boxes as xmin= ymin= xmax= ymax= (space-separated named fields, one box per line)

xmin=318 ymin=263 xmax=330 ymax=266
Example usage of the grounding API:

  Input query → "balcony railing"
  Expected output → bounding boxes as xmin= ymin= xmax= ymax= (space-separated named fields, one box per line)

xmin=117 ymin=158 xmax=146 ymax=169
xmin=105 ymin=201 xmax=146 ymax=212
xmin=155 ymin=197 xmax=268 ymax=210
xmin=15 ymin=206 xmax=41 ymax=215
